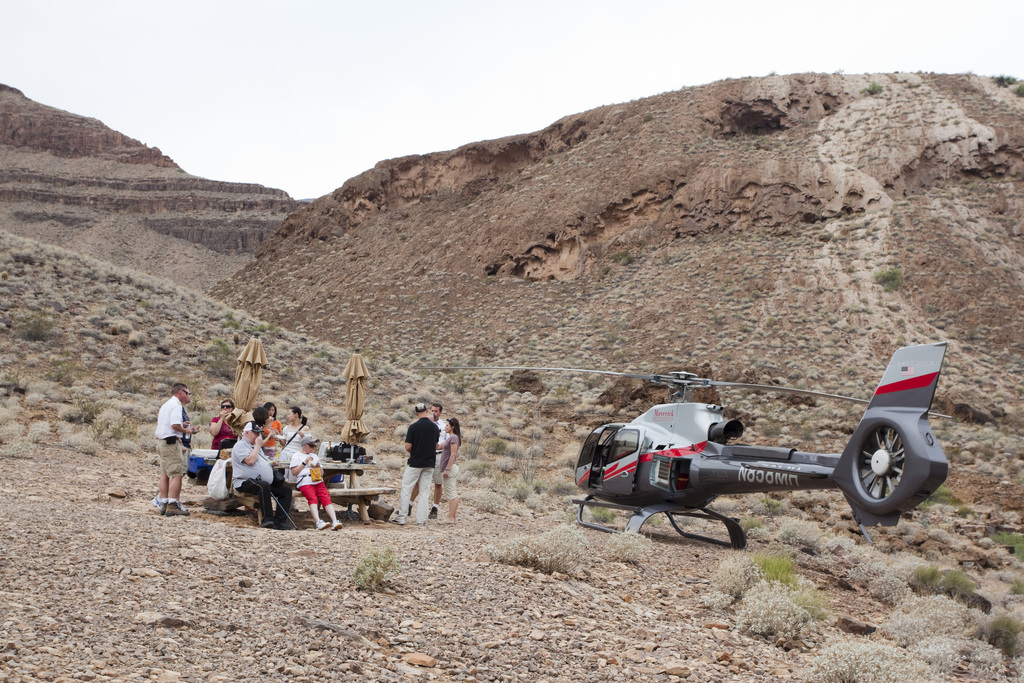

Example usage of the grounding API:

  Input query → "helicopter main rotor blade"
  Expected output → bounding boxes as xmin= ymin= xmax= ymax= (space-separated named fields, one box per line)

xmin=415 ymin=365 xmax=665 ymax=382
xmin=415 ymin=366 xmax=951 ymax=418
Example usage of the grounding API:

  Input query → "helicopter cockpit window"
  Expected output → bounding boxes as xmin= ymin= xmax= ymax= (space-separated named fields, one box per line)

xmin=607 ymin=429 xmax=640 ymax=462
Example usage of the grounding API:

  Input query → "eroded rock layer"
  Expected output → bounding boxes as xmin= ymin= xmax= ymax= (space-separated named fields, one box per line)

xmin=0 ymin=84 xmax=303 ymax=290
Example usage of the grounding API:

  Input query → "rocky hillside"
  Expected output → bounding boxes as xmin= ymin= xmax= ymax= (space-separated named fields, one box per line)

xmin=213 ymin=72 xmax=1024 ymax=426
xmin=0 ymin=84 xmax=303 ymax=290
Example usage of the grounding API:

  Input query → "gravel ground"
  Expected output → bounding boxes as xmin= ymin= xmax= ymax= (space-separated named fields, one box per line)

xmin=0 ymin=446 xmax=815 ymax=683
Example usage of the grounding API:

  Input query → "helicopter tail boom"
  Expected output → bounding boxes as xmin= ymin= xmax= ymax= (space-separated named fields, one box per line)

xmin=833 ymin=342 xmax=949 ymax=527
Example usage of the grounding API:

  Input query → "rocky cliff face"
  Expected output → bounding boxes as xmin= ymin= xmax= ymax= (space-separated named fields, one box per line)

xmin=0 ymin=84 xmax=303 ymax=290
xmin=215 ymin=73 xmax=1024 ymax=419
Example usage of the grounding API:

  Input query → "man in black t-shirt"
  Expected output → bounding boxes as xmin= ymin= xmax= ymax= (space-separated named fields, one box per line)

xmin=393 ymin=403 xmax=441 ymax=526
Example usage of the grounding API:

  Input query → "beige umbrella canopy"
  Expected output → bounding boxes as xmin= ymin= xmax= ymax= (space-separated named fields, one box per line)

xmin=340 ymin=352 xmax=370 ymax=445
xmin=226 ymin=337 xmax=267 ymax=432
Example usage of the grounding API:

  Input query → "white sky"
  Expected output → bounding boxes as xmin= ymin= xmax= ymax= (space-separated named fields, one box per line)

xmin=2 ymin=0 xmax=1022 ymax=199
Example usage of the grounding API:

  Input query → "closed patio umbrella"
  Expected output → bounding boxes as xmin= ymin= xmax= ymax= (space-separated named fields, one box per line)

xmin=340 ymin=352 xmax=370 ymax=446
xmin=226 ymin=337 xmax=267 ymax=432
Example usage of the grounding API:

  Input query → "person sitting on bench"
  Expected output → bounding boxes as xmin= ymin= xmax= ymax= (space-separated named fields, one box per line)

xmin=231 ymin=422 xmax=293 ymax=530
xmin=290 ymin=435 xmax=343 ymax=531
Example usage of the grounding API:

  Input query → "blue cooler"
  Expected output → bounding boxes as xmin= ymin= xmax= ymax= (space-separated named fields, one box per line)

xmin=187 ymin=449 xmax=218 ymax=480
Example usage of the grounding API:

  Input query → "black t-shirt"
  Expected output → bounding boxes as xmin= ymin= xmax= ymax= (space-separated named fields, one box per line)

xmin=405 ymin=417 xmax=440 ymax=468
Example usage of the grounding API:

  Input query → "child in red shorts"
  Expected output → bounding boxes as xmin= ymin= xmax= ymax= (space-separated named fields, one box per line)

xmin=289 ymin=436 xmax=343 ymax=530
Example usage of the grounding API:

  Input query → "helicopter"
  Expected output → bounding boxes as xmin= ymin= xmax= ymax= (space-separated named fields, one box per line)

xmin=422 ymin=341 xmax=949 ymax=549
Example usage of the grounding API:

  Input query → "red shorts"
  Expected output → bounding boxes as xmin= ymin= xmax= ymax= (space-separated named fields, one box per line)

xmin=298 ymin=481 xmax=332 ymax=507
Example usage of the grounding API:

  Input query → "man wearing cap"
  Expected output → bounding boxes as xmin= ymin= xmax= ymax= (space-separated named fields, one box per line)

xmin=289 ymin=435 xmax=343 ymax=530
xmin=394 ymin=403 xmax=440 ymax=526
xmin=231 ymin=422 xmax=294 ymax=530
xmin=153 ymin=382 xmax=199 ymax=516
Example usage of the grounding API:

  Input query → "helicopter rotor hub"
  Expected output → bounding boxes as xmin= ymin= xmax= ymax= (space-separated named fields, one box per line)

xmin=870 ymin=448 xmax=892 ymax=476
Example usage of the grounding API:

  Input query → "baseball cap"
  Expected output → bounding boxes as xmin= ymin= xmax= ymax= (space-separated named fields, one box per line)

xmin=299 ymin=435 xmax=320 ymax=447
xmin=414 ymin=403 xmax=427 ymax=413
xmin=243 ymin=422 xmax=256 ymax=433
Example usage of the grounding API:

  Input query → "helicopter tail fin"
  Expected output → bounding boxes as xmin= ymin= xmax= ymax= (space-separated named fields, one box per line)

xmin=833 ymin=342 xmax=949 ymax=527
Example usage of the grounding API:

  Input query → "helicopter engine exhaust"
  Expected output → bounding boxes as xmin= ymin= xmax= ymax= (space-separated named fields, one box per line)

xmin=708 ymin=419 xmax=743 ymax=444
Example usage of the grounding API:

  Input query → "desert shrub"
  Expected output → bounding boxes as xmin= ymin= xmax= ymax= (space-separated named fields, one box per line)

xmin=605 ymin=531 xmax=651 ymax=564
xmin=548 ymin=479 xmax=576 ymax=496
xmin=45 ymin=353 xmax=79 ymax=385
xmin=736 ymin=580 xmax=813 ymax=639
xmin=753 ymin=553 xmax=797 ymax=587
xmin=992 ymin=530 xmax=1024 ymax=560
xmin=352 ymin=546 xmax=400 ymax=591
xmin=62 ymin=429 xmax=101 ymax=456
xmin=861 ymin=81 xmax=883 ymax=96
xmin=505 ymin=479 xmax=532 ymax=503
xmin=993 ymin=74 xmax=1018 ymax=87
xmin=89 ymin=411 xmax=136 ymax=442
xmin=740 ymin=517 xmax=764 ymax=533
xmin=756 ymin=496 xmax=782 ymax=517
xmin=1016 ymin=83 xmax=1024 ymax=97
xmin=484 ymin=437 xmax=508 ymax=455
xmin=17 ymin=313 xmax=55 ymax=342
xmin=60 ymin=398 xmax=105 ymax=425
xmin=204 ymin=338 xmax=235 ymax=379
xmin=115 ymin=372 xmax=147 ymax=394
xmin=485 ymin=524 xmax=588 ymax=574
xmin=777 ymin=518 xmax=823 ymax=551
xmin=707 ymin=554 xmax=762 ymax=606
xmin=868 ymin=573 xmax=912 ymax=606
xmin=881 ymin=594 xmax=975 ymax=648
xmin=810 ymin=638 xmax=931 ymax=682
xmin=911 ymin=564 xmax=942 ymax=592
xmin=590 ymin=506 xmax=615 ymax=524
xmin=609 ymin=250 xmax=634 ymax=265
xmin=464 ymin=490 xmax=504 ymax=513
xmin=1011 ymin=577 xmax=1024 ymax=595
xmin=976 ymin=612 xmax=1024 ymax=657
xmin=873 ymin=266 xmax=903 ymax=292
xmin=940 ymin=569 xmax=978 ymax=604
xmin=27 ymin=421 xmax=51 ymax=442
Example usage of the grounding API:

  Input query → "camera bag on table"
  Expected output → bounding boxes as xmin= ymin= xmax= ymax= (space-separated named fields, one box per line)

xmin=327 ymin=442 xmax=366 ymax=462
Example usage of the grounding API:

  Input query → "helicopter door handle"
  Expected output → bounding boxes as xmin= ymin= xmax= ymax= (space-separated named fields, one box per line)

xmin=619 ymin=472 xmax=629 ymax=478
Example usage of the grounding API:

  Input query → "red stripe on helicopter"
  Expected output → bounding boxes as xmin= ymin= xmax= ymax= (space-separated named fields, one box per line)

xmin=640 ymin=441 xmax=708 ymax=463
xmin=602 ymin=459 xmax=637 ymax=480
xmin=874 ymin=372 xmax=939 ymax=396
xmin=576 ymin=467 xmax=590 ymax=486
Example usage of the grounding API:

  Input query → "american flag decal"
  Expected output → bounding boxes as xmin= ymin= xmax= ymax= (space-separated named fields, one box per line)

xmin=901 ymin=365 xmax=915 ymax=376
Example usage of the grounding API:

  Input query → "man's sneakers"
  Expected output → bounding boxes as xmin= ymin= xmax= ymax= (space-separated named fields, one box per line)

xmin=428 ymin=506 xmax=439 ymax=519
xmin=331 ymin=521 xmax=344 ymax=531
xmin=315 ymin=520 xmax=330 ymax=531
xmin=151 ymin=496 xmax=164 ymax=511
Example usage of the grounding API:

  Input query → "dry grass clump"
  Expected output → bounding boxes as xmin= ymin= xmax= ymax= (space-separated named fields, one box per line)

xmin=605 ymin=531 xmax=652 ymax=564
xmin=485 ymin=524 xmax=589 ymax=574
xmin=808 ymin=638 xmax=932 ymax=682
xmin=351 ymin=546 xmax=401 ymax=591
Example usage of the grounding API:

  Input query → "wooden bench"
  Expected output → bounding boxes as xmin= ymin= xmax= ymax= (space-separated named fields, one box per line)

xmin=326 ymin=486 xmax=396 ymax=523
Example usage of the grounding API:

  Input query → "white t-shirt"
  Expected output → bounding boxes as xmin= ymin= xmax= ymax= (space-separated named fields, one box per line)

xmin=279 ymin=425 xmax=310 ymax=463
xmin=290 ymin=451 xmax=325 ymax=489
xmin=433 ymin=418 xmax=450 ymax=450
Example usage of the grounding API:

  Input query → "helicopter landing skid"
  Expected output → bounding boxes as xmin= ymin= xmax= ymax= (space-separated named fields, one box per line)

xmin=572 ymin=497 xmax=747 ymax=550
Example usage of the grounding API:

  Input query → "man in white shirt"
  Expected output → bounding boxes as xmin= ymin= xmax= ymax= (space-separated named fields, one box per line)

xmin=428 ymin=402 xmax=450 ymax=519
xmin=153 ymin=383 xmax=199 ymax=516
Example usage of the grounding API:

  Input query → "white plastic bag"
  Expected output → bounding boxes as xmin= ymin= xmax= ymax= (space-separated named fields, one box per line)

xmin=207 ymin=459 xmax=230 ymax=500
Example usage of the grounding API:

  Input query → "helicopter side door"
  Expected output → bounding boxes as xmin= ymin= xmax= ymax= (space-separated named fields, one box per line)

xmin=593 ymin=427 xmax=641 ymax=496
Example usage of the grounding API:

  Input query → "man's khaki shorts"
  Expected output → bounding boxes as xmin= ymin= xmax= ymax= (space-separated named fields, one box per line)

xmin=157 ymin=439 xmax=187 ymax=477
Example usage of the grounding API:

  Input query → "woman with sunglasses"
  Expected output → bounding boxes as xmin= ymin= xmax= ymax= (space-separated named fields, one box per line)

xmin=210 ymin=400 xmax=236 ymax=451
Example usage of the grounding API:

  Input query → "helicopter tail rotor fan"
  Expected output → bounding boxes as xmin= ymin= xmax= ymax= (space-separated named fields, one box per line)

xmin=833 ymin=343 xmax=949 ymax=526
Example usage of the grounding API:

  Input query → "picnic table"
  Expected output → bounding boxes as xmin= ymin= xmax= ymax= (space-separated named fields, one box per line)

xmin=198 ymin=448 xmax=395 ymax=524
